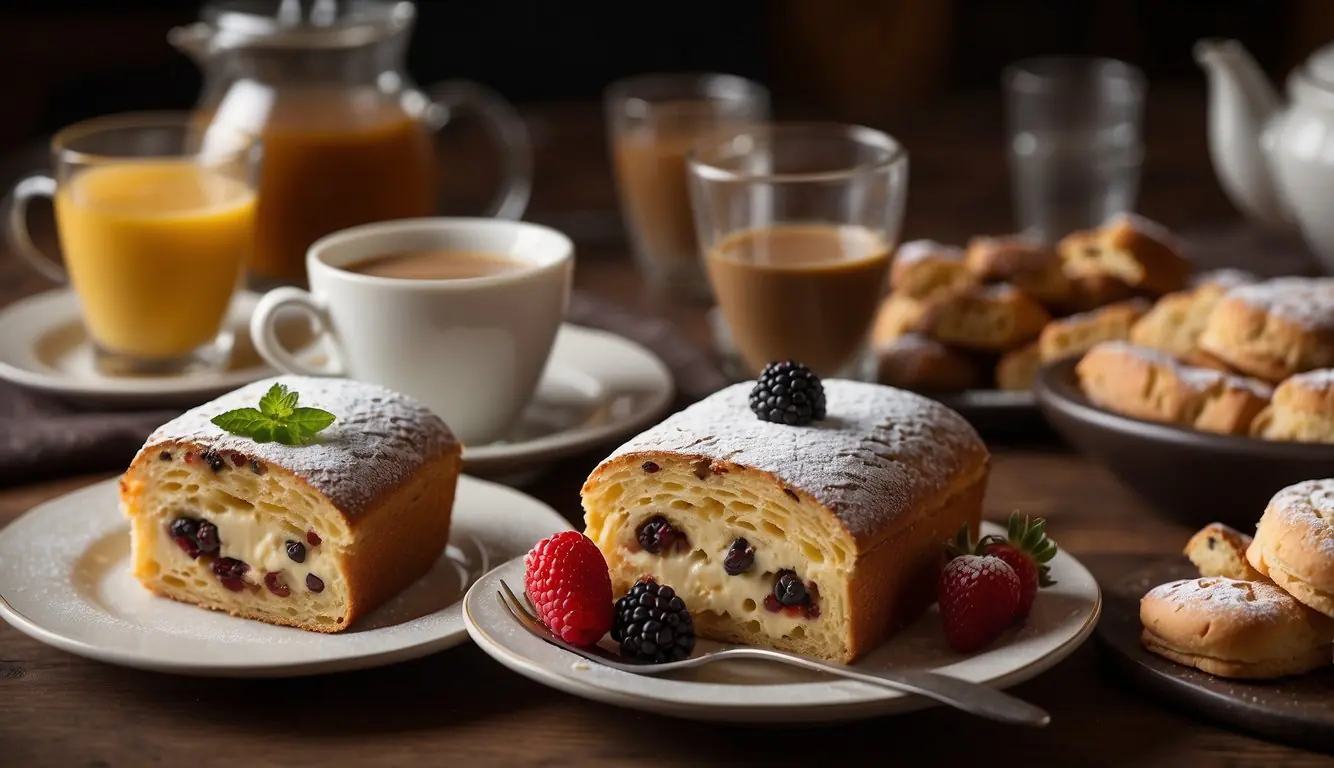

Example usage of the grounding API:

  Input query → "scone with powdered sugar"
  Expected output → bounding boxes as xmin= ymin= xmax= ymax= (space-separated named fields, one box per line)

xmin=120 ymin=376 xmax=461 ymax=632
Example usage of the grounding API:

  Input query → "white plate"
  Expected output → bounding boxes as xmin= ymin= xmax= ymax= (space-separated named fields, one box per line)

xmin=0 ymin=475 xmax=572 ymax=678
xmin=0 ymin=289 xmax=325 ymax=409
xmin=463 ymin=522 xmax=1101 ymax=723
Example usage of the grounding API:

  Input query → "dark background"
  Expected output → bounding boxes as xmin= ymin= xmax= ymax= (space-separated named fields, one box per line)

xmin=0 ymin=0 xmax=1327 ymax=153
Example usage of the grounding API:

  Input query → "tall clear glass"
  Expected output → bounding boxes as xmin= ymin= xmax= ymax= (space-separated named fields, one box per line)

xmin=688 ymin=123 xmax=909 ymax=379
xmin=606 ymin=73 xmax=769 ymax=302
xmin=1003 ymin=57 xmax=1146 ymax=245
xmin=3 ymin=113 xmax=260 ymax=375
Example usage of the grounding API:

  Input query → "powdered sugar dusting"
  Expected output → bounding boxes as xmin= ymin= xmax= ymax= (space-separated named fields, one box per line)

xmin=1145 ymin=577 xmax=1299 ymax=620
xmin=137 ymin=376 xmax=458 ymax=519
xmin=1090 ymin=341 xmax=1274 ymax=398
xmin=1281 ymin=368 xmax=1334 ymax=392
xmin=1266 ymin=479 xmax=1334 ymax=556
xmin=604 ymin=380 xmax=988 ymax=546
xmin=895 ymin=239 xmax=963 ymax=265
xmin=1190 ymin=268 xmax=1259 ymax=291
xmin=1224 ymin=277 xmax=1334 ymax=330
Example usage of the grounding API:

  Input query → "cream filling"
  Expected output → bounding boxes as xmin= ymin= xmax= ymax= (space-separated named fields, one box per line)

xmin=157 ymin=510 xmax=332 ymax=594
xmin=619 ymin=516 xmax=841 ymax=638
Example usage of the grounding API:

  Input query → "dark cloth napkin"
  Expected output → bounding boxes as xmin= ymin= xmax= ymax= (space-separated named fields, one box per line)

xmin=0 ymin=290 xmax=728 ymax=487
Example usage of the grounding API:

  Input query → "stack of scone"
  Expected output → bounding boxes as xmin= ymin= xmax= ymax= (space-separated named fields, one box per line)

xmin=1076 ymin=275 xmax=1334 ymax=440
xmin=873 ymin=214 xmax=1189 ymax=393
xmin=1140 ymin=480 xmax=1334 ymax=679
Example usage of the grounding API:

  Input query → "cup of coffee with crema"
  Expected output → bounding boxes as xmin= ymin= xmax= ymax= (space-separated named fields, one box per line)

xmin=687 ymin=123 xmax=909 ymax=379
xmin=248 ymin=218 xmax=573 ymax=445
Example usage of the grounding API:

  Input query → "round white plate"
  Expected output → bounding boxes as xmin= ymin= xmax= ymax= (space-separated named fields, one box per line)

xmin=0 ymin=475 xmax=572 ymax=678
xmin=0 ymin=289 xmax=325 ymax=409
xmin=464 ymin=522 xmax=1101 ymax=723
xmin=460 ymin=324 xmax=674 ymax=478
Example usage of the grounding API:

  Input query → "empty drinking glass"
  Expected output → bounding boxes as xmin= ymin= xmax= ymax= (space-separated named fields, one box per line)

xmin=1003 ymin=57 xmax=1146 ymax=244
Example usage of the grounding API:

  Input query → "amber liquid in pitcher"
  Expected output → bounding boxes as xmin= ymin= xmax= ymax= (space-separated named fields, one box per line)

xmin=244 ymin=90 xmax=437 ymax=283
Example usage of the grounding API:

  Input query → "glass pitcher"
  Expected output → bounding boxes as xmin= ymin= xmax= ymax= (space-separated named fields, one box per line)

xmin=170 ymin=0 xmax=532 ymax=286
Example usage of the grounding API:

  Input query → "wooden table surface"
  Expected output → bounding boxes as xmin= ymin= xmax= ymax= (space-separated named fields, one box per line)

xmin=2 ymin=86 xmax=1331 ymax=767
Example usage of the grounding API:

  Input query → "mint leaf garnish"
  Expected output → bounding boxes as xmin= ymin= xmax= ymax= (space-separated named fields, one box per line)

xmin=211 ymin=383 xmax=336 ymax=446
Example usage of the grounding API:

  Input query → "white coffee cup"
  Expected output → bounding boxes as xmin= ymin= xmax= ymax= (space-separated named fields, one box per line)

xmin=249 ymin=217 xmax=574 ymax=446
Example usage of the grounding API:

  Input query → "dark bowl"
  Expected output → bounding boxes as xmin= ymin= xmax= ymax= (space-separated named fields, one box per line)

xmin=1033 ymin=357 xmax=1334 ymax=529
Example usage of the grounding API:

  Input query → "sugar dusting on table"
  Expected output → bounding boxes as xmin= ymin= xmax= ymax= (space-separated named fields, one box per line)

xmin=138 ymin=376 xmax=458 ymax=518
xmin=604 ymin=380 xmax=989 ymax=545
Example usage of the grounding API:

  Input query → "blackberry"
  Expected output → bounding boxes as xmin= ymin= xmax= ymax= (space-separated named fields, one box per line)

xmin=636 ymin=516 xmax=685 ymax=555
xmin=201 ymin=448 xmax=226 ymax=472
xmin=748 ymin=361 xmax=826 ymax=426
xmin=194 ymin=520 xmax=221 ymax=556
xmin=722 ymin=537 xmax=755 ymax=576
xmin=611 ymin=579 xmax=695 ymax=663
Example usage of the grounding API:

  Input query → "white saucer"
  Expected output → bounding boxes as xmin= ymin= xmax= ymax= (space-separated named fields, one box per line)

xmin=462 ymin=324 xmax=674 ymax=478
xmin=0 ymin=475 xmax=572 ymax=678
xmin=463 ymin=522 xmax=1101 ymax=724
xmin=0 ymin=289 xmax=325 ymax=409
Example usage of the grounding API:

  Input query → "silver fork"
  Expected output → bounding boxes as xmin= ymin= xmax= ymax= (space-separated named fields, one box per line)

xmin=497 ymin=580 xmax=1050 ymax=727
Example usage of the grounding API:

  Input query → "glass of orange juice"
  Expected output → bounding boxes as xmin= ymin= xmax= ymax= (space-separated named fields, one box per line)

xmin=3 ymin=112 xmax=259 ymax=375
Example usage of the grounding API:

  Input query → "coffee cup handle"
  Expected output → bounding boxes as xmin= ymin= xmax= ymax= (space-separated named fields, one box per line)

xmin=249 ymin=287 xmax=346 ymax=378
xmin=3 ymin=173 xmax=67 ymax=283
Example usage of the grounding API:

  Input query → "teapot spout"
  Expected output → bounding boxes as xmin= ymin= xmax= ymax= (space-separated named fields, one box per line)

xmin=1194 ymin=38 xmax=1291 ymax=230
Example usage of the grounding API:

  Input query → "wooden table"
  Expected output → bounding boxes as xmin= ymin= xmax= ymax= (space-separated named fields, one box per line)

xmin=2 ymin=87 xmax=1330 ymax=767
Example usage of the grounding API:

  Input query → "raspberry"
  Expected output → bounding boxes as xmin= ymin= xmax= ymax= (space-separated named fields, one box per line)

xmin=523 ymin=532 xmax=614 ymax=647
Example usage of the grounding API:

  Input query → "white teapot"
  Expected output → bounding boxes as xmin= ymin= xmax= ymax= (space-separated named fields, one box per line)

xmin=1196 ymin=38 xmax=1334 ymax=271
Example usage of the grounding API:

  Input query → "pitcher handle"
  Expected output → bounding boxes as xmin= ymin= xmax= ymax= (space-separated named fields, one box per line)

xmin=423 ymin=79 xmax=533 ymax=221
xmin=3 ymin=173 xmax=66 ymax=283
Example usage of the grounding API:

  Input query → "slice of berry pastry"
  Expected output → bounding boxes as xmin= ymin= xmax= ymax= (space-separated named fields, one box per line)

xmin=581 ymin=363 xmax=990 ymax=663
xmin=119 ymin=376 xmax=461 ymax=632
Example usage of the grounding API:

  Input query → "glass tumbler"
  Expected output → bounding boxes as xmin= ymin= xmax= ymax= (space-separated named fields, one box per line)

xmin=3 ymin=113 xmax=260 ymax=375
xmin=606 ymin=73 xmax=769 ymax=302
xmin=1003 ymin=56 xmax=1146 ymax=244
xmin=688 ymin=122 xmax=909 ymax=379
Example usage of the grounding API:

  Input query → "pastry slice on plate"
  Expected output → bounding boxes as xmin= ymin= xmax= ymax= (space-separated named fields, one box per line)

xmin=120 ymin=375 xmax=461 ymax=632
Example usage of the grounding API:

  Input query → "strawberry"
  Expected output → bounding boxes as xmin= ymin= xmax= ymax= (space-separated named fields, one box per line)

xmin=937 ymin=551 xmax=1022 ymax=653
xmin=523 ymin=531 xmax=614 ymax=647
xmin=979 ymin=511 xmax=1058 ymax=620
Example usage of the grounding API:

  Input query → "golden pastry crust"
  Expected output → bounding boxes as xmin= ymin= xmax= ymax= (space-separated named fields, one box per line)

xmin=1197 ymin=277 xmax=1334 ymax=383
xmin=1058 ymin=214 xmax=1191 ymax=297
xmin=581 ymin=380 xmax=990 ymax=663
xmin=120 ymin=376 xmax=462 ymax=633
xmin=889 ymin=239 xmax=975 ymax=300
xmin=1184 ymin=523 xmax=1264 ymax=581
xmin=963 ymin=235 xmax=1071 ymax=306
xmin=1129 ymin=284 xmax=1229 ymax=362
xmin=871 ymin=294 xmax=926 ymax=347
xmin=1075 ymin=342 xmax=1273 ymax=435
xmin=995 ymin=342 xmax=1040 ymax=391
xmin=1248 ymin=479 xmax=1334 ymax=618
xmin=913 ymin=284 xmax=1051 ymax=352
xmin=1250 ymin=369 xmax=1334 ymax=442
xmin=1038 ymin=298 xmax=1149 ymax=363
xmin=1140 ymin=577 xmax=1334 ymax=679
xmin=875 ymin=333 xmax=982 ymax=392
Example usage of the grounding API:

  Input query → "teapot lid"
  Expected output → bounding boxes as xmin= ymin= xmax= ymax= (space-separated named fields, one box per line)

xmin=198 ymin=0 xmax=414 ymax=49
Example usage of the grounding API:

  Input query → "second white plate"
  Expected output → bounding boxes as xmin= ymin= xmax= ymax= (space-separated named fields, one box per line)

xmin=0 ymin=475 xmax=572 ymax=678
xmin=464 ymin=521 xmax=1101 ymax=724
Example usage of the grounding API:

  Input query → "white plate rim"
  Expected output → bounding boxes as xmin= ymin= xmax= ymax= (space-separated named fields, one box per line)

xmin=0 ymin=475 xmax=573 ymax=678
xmin=0 ymin=289 xmax=283 ymax=400
xmin=462 ymin=523 xmax=1102 ymax=723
